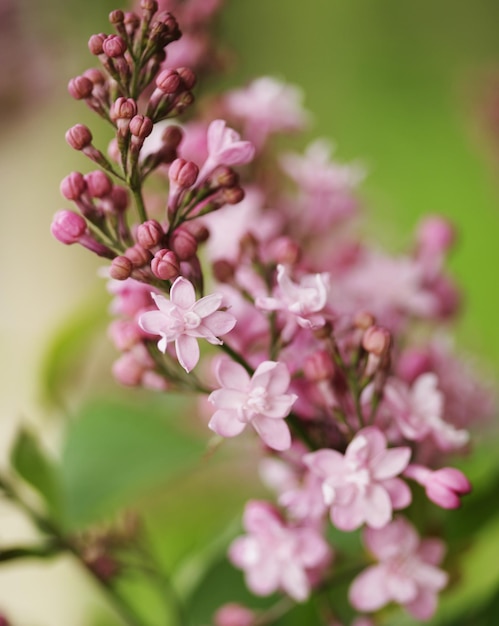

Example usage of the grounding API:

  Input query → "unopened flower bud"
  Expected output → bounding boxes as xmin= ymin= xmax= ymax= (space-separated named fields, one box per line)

xmin=109 ymin=9 xmax=125 ymax=24
xmin=129 ymin=115 xmax=153 ymax=139
xmin=108 ymin=319 xmax=141 ymax=351
xmin=362 ymin=325 xmax=390 ymax=357
xmin=51 ymin=210 xmax=87 ymax=244
xmin=103 ymin=34 xmax=127 ymax=57
xmin=156 ymin=69 xmax=181 ymax=94
xmin=162 ymin=124 xmax=183 ymax=149
xmin=68 ymin=75 xmax=93 ymax=100
xmin=124 ymin=11 xmax=140 ymax=34
xmin=112 ymin=353 xmax=144 ymax=386
xmin=222 ymin=186 xmax=245 ymax=205
xmin=353 ymin=311 xmax=376 ymax=331
xmin=60 ymin=171 xmax=87 ymax=200
xmin=170 ymin=227 xmax=198 ymax=260
xmin=111 ymin=97 xmax=137 ymax=123
xmin=404 ymin=464 xmax=472 ymax=509
xmin=177 ymin=67 xmax=196 ymax=90
xmin=184 ymin=221 xmax=209 ymax=243
xmin=141 ymin=0 xmax=158 ymax=12
xmin=214 ymin=166 xmax=239 ymax=188
xmin=169 ymin=158 xmax=199 ymax=188
xmin=304 ymin=350 xmax=334 ymax=381
xmin=88 ymin=33 xmax=107 ymax=55
xmin=66 ymin=124 xmax=93 ymax=150
xmin=125 ymin=244 xmax=152 ymax=267
xmin=151 ymin=249 xmax=180 ymax=280
xmin=137 ymin=220 xmax=163 ymax=249
xmin=212 ymin=259 xmax=235 ymax=283
xmin=111 ymin=186 xmax=129 ymax=212
xmin=110 ymin=255 xmax=133 ymax=280
xmin=84 ymin=170 xmax=113 ymax=198
xmin=271 ymin=236 xmax=301 ymax=265
xmin=417 ymin=215 xmax=455 ymax=256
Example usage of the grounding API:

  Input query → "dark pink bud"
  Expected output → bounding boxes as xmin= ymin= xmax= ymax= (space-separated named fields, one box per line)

xmin=103 ymin=34 xmax=127 ymax=57
xmin=184 ymin=221 xmax=209 ymax=243
xmin=212 ymin=259 xmax=234 ymax=283
xmin=125 ymin=244 xmax=152 ymax=267
xmin=66 ymin=124 xmax=93 ymax=150
xmin=362 ymin=325 xmax=391 ymax=356
xmin=222 ymin=186 xmax=245 ymax=205
xmin=271 ymin=236 xmax=301 ymax=265
xmin=110 ymin=255 xmax=133 ymax=280
xmin=141 ymin=0 xmax=158 ymax=12
xmin=110 ymin=97 xmax=137 ymax=122
xmin=108 ymin=319 xmax=141 ymax=351
xmin=68 ymin=75 xmax=94 ymax=100
xmin=304 ymin=350 xmax=334 ymax=381
xmin=162 ymin=124 xmax=183 ymax=148
xmin=151 ymin=249 xmax=180 ymax=280
xmin=170 ymin=227 xmax=198 ymax=260
xmin=404 ymin=464 xmax=472 ymax=509
xmin=51 ymin=210 xmax=87 ymax=244
xmin=111 ymin=186 xmax=129 ymax=212
xmin=84 ymin=171 xmax=113 ymax=198
xmin=137 ymin=220 xmax=163 ymax=249
xmin=177 ymin=67 xmax=196 ymax=90
xmin=214 ymin=603 xmax=255 ymax=626
xmin=156 ymin=69 xmax=181 ymax=94
xmin=88 ymin=33 xmax=107 ymax=55
xmin=214 ymin=166 xmax=239 ymax=188
xmin=83 ymin=67 xmax=106 ymax=85
xmin=124 ymin=11 xmax=140 ymax=33
xmin=169 ymin=158 xmax=199 ymax=188
xmin=129 ymin=115 xmax=153 ymax=139
xmin=397 ymin=348 xmax=432 ymax=384
xmin=60 ymin=172 xmax=87 ymax=200
xmin=109 ymin=9 xmax=125 ymax=24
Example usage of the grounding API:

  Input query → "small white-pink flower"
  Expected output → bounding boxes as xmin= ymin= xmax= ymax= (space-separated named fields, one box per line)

xmin=197 ymin=119 xmax=255 ymax=183
xmin=349 ymin=517 xmax=448 ymax=620
xmin=229 ymin=500 xmax=331 ymax=602
xmin=305 ymin=427 xmax=412 ymax=531
xmin=138 ymin=276 xmax=236 ymax=372
xmin=208 ymin=358 xmax=297 ymax=451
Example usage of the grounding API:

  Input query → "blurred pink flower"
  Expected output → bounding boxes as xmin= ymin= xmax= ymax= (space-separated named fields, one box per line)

xmin=229 ymin=500 xmax=331 ymax=601
xmin=138 ymin=276 xmax=236 ymax=372
xmin=349 ymin=517 xmax=448 ymax=620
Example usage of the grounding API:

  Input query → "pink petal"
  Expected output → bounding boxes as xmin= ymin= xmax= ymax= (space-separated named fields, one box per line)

xmin=332 ymin=496 xmax=366 ymax=531
xmin=418 ymin=538 xmax=446 ymax=566
xmin=138 ymin=310 xmax=168 ymax=335
xmin=215 ymin=358 xmax=250 ymax=390
xmin=219 ymin=141 xmax=255 ymax=166
xmin=209 ymin=409 xmax=247 ymax=438
xmin=280 ymin=563 xmax=310 ymax=602
xmin=384 ymin=477 xmax=412 ymax=510
xmin=243 ymin=501 xmax=282 ymax=534
xmin=150 ymin=292 xmax=176 ymax=314
xmin=386 ymin=573 xmax=418 ymax=604
xmin=405 ymin=588 xmax=438 ymax=620
xmin=264 ymin=361 xmax=292 ymax=395
xmin=246 ymin=555 xmax=280 ymax=596
xmin=372 ymin=446 xmax=411 ymax=480
xmin=349 ymin=565 xmax=390 ymax=612
xmin=209 ymin=388 xmax=248 ymax=410
xmin=170 ymin=277 xmax=196 ymax=310
xmin=347 ymin=426 xmax=386 ymax=464
xmin=207 ymin=119 xmax=227 ymax=152
xmin=252 ymin=416 xmax=291 ymax=451
xmin=304 ymin=449 xmax=344 ymax=479
xmin=364 ymin=518 xmax=419 ymax=560
xmin=363 ymin=484 xmax=393 ymax=528
xmin=192 ymin=292 xmax=224 ymax=317
xmin=201 ymin=310 xmax=237 ymax=337
xmin=175 ymin=334 xmax=200 ymax=372
xmin=263 ymin=394 xmax=297 ymax=418
xmin=296 ymin=529 xmax=330 ymax=567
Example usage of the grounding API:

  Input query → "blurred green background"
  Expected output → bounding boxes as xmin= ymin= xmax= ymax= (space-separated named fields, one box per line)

xmin=1 ymin=0 xmax=499 ymax=624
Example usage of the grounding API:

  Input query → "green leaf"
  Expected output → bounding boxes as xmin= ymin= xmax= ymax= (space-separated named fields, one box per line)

xmin=39 ymin=293 xmax=107 ymax=407
xmin=10 ymin=428 xmax=64 ymax=522
xmin=60 ymin=395 xmax=205 ymax=530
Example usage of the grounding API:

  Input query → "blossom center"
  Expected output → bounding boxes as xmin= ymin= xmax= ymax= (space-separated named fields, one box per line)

xmin=183 ymin=310 xmax=202 ymax=330
xmin=244 ymin=386 xmax=270 ymax=416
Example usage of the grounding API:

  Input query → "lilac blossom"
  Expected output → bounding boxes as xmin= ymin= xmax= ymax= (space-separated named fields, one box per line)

xmin=305 ymin=427 xmax=412 ymax=531
xmin=256 ymin=264 xmax=331 ymax=339
xmin=138 ymin=277 xmax=236 ymax=372
xmin=349 ymin=517 xmax=448 ymax=619
xmin=196 ymin=119 xmax=255 ymax=183
xmin=208 ymin=358 xmax=297 ymax=451
xmin=383 ymin=372 xmax=470 ymax=450
xmin=229 ymin=500 xmax=331 ymax=601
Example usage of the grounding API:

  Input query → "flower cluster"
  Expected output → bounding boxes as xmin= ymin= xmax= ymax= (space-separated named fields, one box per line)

xmin=52 ymin=2 xmax=493 ymax=624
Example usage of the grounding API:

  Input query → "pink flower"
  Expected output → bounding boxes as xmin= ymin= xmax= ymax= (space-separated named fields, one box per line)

xmin=305 ymin=427 xmax=411 ymax=531
xmin=138 ymin=277 xmax=236 ymax=372
xmin=197 ymin=119 xmax=255 ymax=183
xmin=404 ymin=464 xmax=472 ymax=509
xmin=208 ymin=358 xmax=297 ymax=451
xmin=256 ymin=264 xmax=330 ymax=339
xmin=384 ymin=373 xmax=470 ymax=450
xmin=349 ymin=517 xmax=448 ymax=620
xmin=229 ymin=500 xmax=331 ymax=602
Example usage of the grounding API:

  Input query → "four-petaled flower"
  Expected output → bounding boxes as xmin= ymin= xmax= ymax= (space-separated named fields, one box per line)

xmin=349 ymin=516 xmax=448 ymax=620
xmin=229 ymin=500 xmax=331 ymax=602
xmin=138 ymin=276 xmax=236 ymax=372
xmin=208 ymin=358 xmax=297 ymax=451
xmin=305 ymin=427 xmax=411 ymax=531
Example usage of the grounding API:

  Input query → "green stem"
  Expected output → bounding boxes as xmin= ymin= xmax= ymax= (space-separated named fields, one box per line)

xmin=132 ymin=185 xmax=148 ymax=223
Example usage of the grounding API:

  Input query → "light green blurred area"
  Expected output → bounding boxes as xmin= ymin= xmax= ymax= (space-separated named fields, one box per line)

xmin=1 ymin=1 xmax=499 ymax=625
